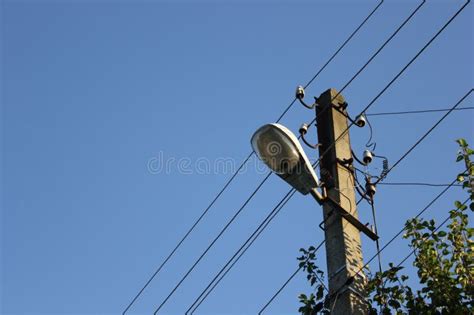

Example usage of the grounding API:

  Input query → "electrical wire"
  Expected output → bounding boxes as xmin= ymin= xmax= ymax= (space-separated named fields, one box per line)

xmin=186 ymin=22 xmax=441 ymax=305
xmin=128 ymin=0 xmax=468 ymax=312
xmin=122 ymin=2 xmax=384 ymax=313
xmin=327 ymin=174 xmax=467 ymax=303
xmin=390 ymin=198 xmax=469 ymax=270
xmin=373 ymin=90 xmax=473 ymax=187
xmin=276 ymin=0 xmax=384 ymax=122
xmin=187 ymin=160 xmax=327 ymax=314
xmin=263 ymin=173 xmax=465 ymax=314
xmin=186 ymin=188 xmax=298 ymax=314
xmin=258 ymin=240 xmax=326 ymax=315
xmin=369 ymin=198 xmax=382 ymax=274
xmin=366 ymin=106 xmax=474 ymax=116
xmin=152 ymin=171 xmax=272 ymax=314
xmin=147 ymin=2 xmax=409 ymax=312
xmin=122 ymin=152 xmax=252 ymax=315
xmin=307 ymin=0 xmax=467 ymax=170
xmin=156 ymin=0 xmax=463 ymax=311
xmin=378 ymin=182 xmax=463 ymax=187
xmin=342 ymin=85 xmax=473 ymax=300
xmin=190 ymin=2 xmax=427 ymax=302
xmin=307 ymin=0 xmax=426 ymax=127
xmin=257 ymin=87 xmax=472 ymax=313
xmin=182 ymin=5 xmax=426 ymax=308
xmin=328 ymin=89 xmax=474 ymax=299
xmin=365 ymin=113 xmax=377 ymax=151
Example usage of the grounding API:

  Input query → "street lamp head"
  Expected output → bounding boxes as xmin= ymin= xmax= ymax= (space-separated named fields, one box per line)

xmin=251 ymin=123 xmax=320 ymax=195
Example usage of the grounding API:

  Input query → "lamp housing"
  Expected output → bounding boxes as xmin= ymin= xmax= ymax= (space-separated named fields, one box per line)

xmin=251 ymin=123 xmax=320 ymax=195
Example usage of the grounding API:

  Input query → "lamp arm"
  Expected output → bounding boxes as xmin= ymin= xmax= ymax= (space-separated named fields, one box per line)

xmin=310 ymin=187 xmax=327 ymax=205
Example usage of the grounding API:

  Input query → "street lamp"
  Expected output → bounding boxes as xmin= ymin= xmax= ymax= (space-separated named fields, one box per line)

xmin=251 ymin=123 xmax=325 ymax=203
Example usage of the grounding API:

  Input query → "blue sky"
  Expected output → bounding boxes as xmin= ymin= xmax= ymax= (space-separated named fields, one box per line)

xmin=2 ymin=1 xmax=473 ymax=314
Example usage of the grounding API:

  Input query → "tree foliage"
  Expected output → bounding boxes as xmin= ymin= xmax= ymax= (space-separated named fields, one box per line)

xmin=298 ymin=139 xmax=474 ymax=314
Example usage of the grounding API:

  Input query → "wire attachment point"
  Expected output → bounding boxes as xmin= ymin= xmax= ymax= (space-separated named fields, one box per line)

xmin=299 ymin=123 xmax=321 ymax=149
xmin=295 ymin=85 xmax=317 ymax=109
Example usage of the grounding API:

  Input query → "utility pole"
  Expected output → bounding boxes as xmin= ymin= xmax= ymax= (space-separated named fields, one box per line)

xmin=316 ymin=88 xmax=368 ymax=314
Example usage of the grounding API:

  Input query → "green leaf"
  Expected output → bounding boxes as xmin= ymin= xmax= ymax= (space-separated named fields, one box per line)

xmin=316 ymin=285 xmax=324 ymax=300
xmin=457 ymin=138 xmax=468 ymax=147
xmin=437 ymin=231 xmax=447 ymax=237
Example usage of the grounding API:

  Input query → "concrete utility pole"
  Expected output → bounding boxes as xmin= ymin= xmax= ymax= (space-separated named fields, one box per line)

xmin=315 ymin=88 xmax=368 ymax=314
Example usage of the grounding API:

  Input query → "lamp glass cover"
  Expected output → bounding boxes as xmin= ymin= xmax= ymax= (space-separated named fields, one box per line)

xmin=251 ymin=124 xmax=300 ymax=175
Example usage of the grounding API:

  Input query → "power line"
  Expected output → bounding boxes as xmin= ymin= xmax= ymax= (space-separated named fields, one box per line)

xmin=307 ymin=0 xmax=469 ymax=179
xmin=186 ymin=188 xmax=298 ymax=314
xmin=373 ymin=90 xmax=473 ymax=186
xmin=369 ymin=198 xmax=382 ymax=274
xmin=258 ymin=240 xmax=326 ymax=315
xmin=303 ymin=0 xmax=425 ymax=128
xmin=122 ymin=3 xmax=384 ymax=313
xmin=150 ymin=2 xmax=411 ymax=313
xmin=171 ymin=1 xmax=467 ymax=311
xmin=327 ymin=179 xmax=470 ymax=310
xmin=257 ymin=87 xmax=472 ymax=313
xmin=328 ymin=173 xmax=466 ymax=302
xmin=330 ymin=0 xmax=426 ymax=105
xmin=378 ymin=182 xmax=463 ymax=187
xmin=260 ymin=174 xmax=463 ymax=314
xmin=391 ymin=198 xmax=469 ymax=273
xmin=366 ymin=106 xmax=474 ymax=116
xmin=153 ymin=171 xmax=272 ymax=314
xmin=168 ymin=3 xmax=426 ymax=312
xmin=122 ymin=152 xmax=252 ymax=315
xmin=259 ymin=2 xmax=471 ymax=311
xmin=276 ymin=0 xmax=384 ymax=123
xmin=325 ymin=90 xmax=474 ymax=302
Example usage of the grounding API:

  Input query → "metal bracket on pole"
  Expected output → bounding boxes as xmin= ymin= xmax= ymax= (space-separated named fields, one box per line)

xmin=326 ymin=197 xmax=379 ymax=241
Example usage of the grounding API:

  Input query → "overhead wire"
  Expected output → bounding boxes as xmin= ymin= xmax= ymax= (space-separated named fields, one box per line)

xmin=306 ymin=0 xmax=468 ymax=175
xmin=324 ymin=89 xmax=474 ymax=303
xmin=326 ymin=172 xmax=468 ymax=304
xmin=260 ymin=0 xmax=472 ymax=305
xmin=259 ymin=174 xmax=465 ymax=314
xmin=152 ymin=171 xmax=273 ymax=314
xmin=372 ymin=89 xmax=473 ymax=187
xmin=186 ymin=188 xmax=298 ymax=314
xmin=168 ymin=2 xmax=426 ymax=312
xmin=378 ymin=182 xmax=463 ymax=187
xmin=275 ymin=0 xmax=385 ymax=122
xmin=366 ymin=106 xmax=474 ymax=116
xmin=121 ymin=2 xmax=385 ymax=313
xmin=260 ymin=1 xmax=471 ymax=301
xmin=121 ymin=153 xmax=252 ymax=315
xmin=306 ymin=0 xmax=426 ymax=128
xmin=258 ymin=240 xmax=327 ymax=315
xmin=152 ymin=1 xmax=429 ymax=312
xmin=365 ymin=113 xmax=377 ymax=151
xmin=389 ymin=198 xmax=469 ymax=271
xmin=369 ymin=197 xmax=382 ymax=274
xmin=257 ymin=87 xmax=473 ymax=313
xmin=180 ymin=1 xmax=472 ymax=312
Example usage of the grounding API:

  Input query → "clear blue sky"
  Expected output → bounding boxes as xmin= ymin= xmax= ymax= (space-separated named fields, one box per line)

xmin=2 ymin=1 xmax=473 ymax=314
